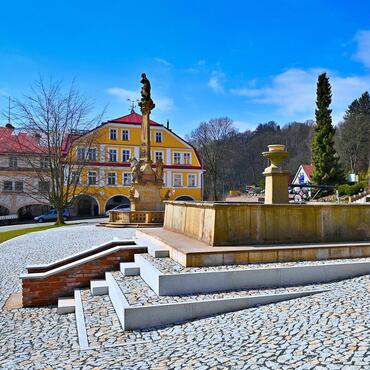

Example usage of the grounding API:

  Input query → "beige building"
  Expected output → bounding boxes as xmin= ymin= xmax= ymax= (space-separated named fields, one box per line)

xmin=0 ymin=124 xmax=49 ymax=219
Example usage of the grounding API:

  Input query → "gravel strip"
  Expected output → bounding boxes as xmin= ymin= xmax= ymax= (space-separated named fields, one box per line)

xmin=142 ymin=253 xmax=370 ymax=274
xmin=112 ymin=270 xmax=364 ymax=307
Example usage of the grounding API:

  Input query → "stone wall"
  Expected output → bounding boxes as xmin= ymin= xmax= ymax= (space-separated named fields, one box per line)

xmin=164 ymin=201 xmax=370 ymax=246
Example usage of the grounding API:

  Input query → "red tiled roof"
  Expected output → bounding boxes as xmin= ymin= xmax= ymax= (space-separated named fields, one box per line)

xmin=302 ymin=164 xmax=314 ymax=179
xmin=108 ymin=112 xmax=161 ymax=126
xmin=0 ymin=127 xmax=47 ymax=154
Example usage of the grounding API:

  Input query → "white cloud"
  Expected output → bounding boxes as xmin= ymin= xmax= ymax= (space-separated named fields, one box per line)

xmin=230 ymin=68 xmax=370 ymax=123
xmin=354 ymin=30 xmax=370 ymax=68
xmin=106 ymin=87 xmax=174 ymax=112
xmin=154 ymin=96 xmax=174 ymax=111
xmin=207 ymin=71 xmax=225 ymax=93
xmin=106 ymin=87 xmax=139 ymax=102
xmin=155 ymin=57 xmax=172 ymax=66
xmin=233 ymin=120 xmax=254 ymax=131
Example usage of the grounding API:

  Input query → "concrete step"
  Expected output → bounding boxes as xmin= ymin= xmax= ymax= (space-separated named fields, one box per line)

xmin=78 ymin=288 xmax=128 ymax=349
xmin=134 ymin=235 xmax=170 ymax=258
xmin=135 ymin=253 xmax=370 ymax=296
xmin=120 ymin=262 xmax=140 ymax=276
xmin=57 ymin=297 xmax=75 ymax=314
xmin=105 ymin=270 xmax=326 ymax=330
xmin=90 ymin=280 xmax=109 ymax=296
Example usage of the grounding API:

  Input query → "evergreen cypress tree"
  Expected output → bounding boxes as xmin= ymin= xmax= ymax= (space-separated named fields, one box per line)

xmin=312 ymin=73 xmax=344 ymax=185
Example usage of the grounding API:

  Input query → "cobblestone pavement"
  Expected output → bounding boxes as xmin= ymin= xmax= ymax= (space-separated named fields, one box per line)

xmin=1 ymin=226 xmax=370 ymax=369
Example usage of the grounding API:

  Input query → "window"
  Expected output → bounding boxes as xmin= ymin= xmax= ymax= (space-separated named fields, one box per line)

xmin=39 ymin=181 xmax=50 ymax=192
xmin=76 ymin=148 xmax=86 ymax=161
xmin=108 ymin=149 xmax=118 ymax=162
xmin=173 ymin=152 xmax=181 ymax=164
xmin=188 ymin=174 xmax=197 ymax=187
xmin=40 ymin=157 xmax=49 ymax=169
xmin=155 ymin=132 xmax=162 ymax=143
xmin=173 ymin=174 xmax=182 ymax=187
xmin=88 ymin=171 xmax=97 ymax=185
xmin=122 ymin=149 xmax=130 ymax=163
xmin=183 ymin=153 xmax=191 ymax=165
xmin=110 ymin=128 xmax=117 ymax=140
xmin=71 ymin=171 xmax=80 ymax=185
xmin=123 ymin=173 xmax=132 ymax=186
xmin=3 ymin=181 xmax=12 ymax=192
xmin=122 ymin=129 xmax=129 ymax=141
xmin=107 ymin=172 xmax=117 ymax=185
xmin=15 ymin=181 xmax=23 ymax=192
xmin=155 ymin=151 xmax=163 ymax=162
xmin=87 ymin=148 xmax=97 ymax=161
xmin=9 ymin=156 xmax=17 ymax=168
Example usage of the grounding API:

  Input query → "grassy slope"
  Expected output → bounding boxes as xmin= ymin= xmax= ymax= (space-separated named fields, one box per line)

xmin=0 ymin=225 xmax=62 ymax=244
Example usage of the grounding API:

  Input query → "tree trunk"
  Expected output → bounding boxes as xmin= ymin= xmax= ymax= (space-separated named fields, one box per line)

xmin=55 ymin=205 xmax=65 ymax=225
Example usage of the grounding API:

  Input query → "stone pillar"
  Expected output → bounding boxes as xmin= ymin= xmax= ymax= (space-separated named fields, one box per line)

xmin=262 ymin=144 xmax=290 ymax=204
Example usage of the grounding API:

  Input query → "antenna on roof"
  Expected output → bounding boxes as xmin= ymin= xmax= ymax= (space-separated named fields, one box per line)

xmin=8 ymin=96 xmax=11 ymax=124
xmin=127 ymin=98 xmax=139 ymax=113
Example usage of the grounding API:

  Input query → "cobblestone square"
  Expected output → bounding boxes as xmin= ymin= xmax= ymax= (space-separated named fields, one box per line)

xmin=0 ymin=225 xmax=369 ymax=369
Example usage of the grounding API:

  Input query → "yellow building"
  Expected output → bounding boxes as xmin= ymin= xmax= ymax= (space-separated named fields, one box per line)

xmin=68 ymin=112 xmax=203 ymax=216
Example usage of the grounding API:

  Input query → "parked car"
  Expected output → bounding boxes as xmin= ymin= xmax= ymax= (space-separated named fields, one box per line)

xmin=105 ymin=204 xmax=131 ymax=216
xmin=34 ymin=209 xmax=70 ymax=223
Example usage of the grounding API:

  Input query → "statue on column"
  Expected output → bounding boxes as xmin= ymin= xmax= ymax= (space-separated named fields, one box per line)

xmin=138 ymin=73 xmax=155 ymax=113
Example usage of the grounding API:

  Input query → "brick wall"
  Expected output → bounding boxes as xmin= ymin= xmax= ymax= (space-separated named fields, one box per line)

xmin=22 ymin=247 xmax=146 ymax=307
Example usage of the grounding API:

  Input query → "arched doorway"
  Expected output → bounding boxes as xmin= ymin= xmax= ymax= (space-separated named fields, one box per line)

xmin=17 ymin=204 xmax=50 ymax=220
xmin=175 ymin=196 xmax=195 ymax=201
xmin=0 ymin=205 xmax=9 ymax=216
xmin=105 ymin=195 xmax=130 ymax=213
xmin=71 ymin=195 xmax=99 ymax=217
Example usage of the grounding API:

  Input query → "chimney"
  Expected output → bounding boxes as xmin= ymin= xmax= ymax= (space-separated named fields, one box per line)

xmin=166 ymin=119 xmax=170 ymax=130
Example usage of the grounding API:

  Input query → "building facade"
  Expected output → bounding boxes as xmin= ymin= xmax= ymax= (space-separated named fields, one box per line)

xmin=0 ymin=124 xmax=50 ymax=218
xmin=68 ymin=112 xmax=203 ymax=216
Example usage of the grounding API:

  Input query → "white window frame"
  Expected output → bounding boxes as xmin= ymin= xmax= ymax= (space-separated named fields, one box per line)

xmin=173 ymin=152 xmax=181 ymax=165
xmin=154 ymin=151 xmax=164 ymax=162
xmin=9 ymin=156 xmax=18 ymax=168
xmin=122 ymin=149 xmax=131 ymax=163
xmin=188 ymin=174 xmax=197 ymax=187
xmin=173 ymin=173 xmax=183 ymax=187
xmin=71 ymin=171 xmax=80 ymax=185
xmin=40 ymin=157 xmax=49 ymax=169
xmin=155 ymin=131 xmax=162 ymax=143
xmin=110 ymin=128 xmax=118 ymax=140
xmin=183 ymin=152 xmax=191 ymax=165
xmin=88 ymin=171 xmax=97 ymax=185
xmin=76 ymin=147 xmax=86 ymax=161
xmin=14 ymin=181 xmax=23 ymax=192
xmin=122 ymin=129 xmax=130 ymax=141
xmin=3 ymin=181 xmax=13 ymax=192
xmin=87 ymin=147 xmax=97 ymax=161
xmin=107 ymin=172 xmax=117 ymax=186
xmin=123 ymin=172 xmax=132 ymax=186
xmin=108 ymin=148 xmax=118 ymax=162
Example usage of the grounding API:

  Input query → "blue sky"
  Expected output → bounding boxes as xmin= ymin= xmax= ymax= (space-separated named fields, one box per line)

xmin=1 ymin=0 xmax=370 ymax=136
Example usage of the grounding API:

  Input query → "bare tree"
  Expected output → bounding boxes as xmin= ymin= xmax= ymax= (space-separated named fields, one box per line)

xmin=187 ymin=117 xmax=237 ymax=200
xmin=11 ymin=77 xmax=104 ymax=224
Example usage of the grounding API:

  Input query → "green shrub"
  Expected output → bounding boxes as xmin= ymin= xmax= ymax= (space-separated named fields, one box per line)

xmin=337 ymin=181 xmax=368 ymax=196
